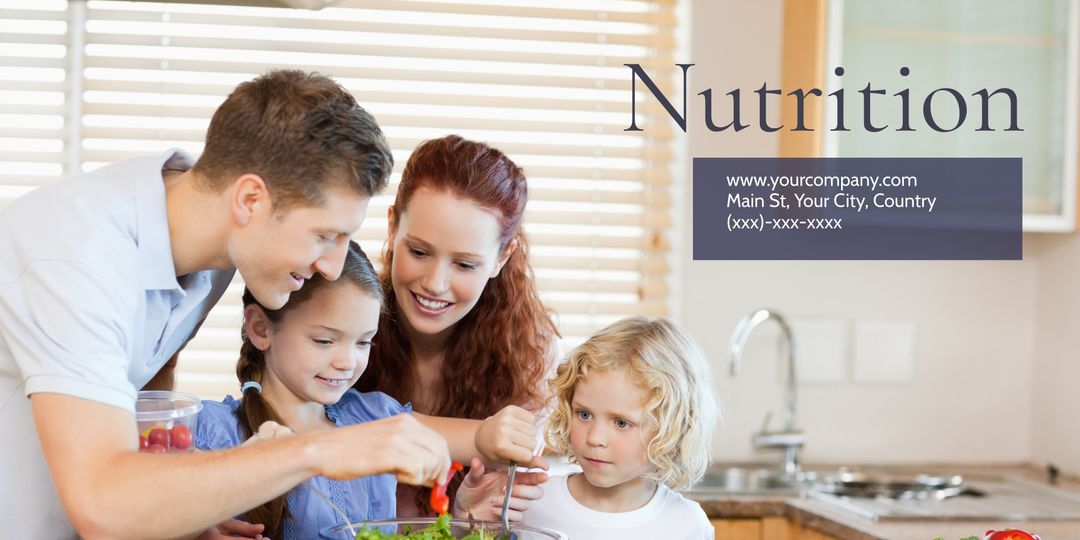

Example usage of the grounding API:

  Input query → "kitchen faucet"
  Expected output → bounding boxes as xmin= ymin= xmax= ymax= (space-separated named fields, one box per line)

xmin=729 ymin=308 xmax=806 ymax=477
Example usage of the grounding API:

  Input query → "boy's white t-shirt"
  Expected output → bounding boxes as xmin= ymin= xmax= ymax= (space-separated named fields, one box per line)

xmin=523 ymin=474 xmax=713 ymax=540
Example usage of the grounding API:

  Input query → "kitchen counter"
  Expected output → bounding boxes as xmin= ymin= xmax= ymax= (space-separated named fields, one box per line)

xmin=689 ymin=464 xmax=1080 ymax=540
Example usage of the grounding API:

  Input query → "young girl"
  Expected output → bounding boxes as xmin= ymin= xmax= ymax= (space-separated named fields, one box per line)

xmin=196 ymin=242 xmax=543 ymax=538
xmin=355 ymin=135 xmax=560 ymax=515
xmin=522 ymin=316 xmax=720 ymax=539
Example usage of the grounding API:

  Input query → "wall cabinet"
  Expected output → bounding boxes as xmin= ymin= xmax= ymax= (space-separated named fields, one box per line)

xmin=781 ymin=0 xmax=1080 ymax=231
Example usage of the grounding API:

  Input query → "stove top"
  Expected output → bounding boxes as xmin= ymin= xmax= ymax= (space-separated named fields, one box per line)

xmin=809 ymin=474 xmax=1080 ymax=521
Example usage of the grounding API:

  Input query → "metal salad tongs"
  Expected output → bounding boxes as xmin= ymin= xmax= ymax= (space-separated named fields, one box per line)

xmin=498 ymin=413 xmax=548 ymax=539
xmin=497 ymin=462 xmax=518 ymax=540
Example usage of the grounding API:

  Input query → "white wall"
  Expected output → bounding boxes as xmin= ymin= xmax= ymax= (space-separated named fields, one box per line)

xmin=683 ymin=0 xmax=1040 ymax=465
xmin=1030 ymin=233 xmax=1080 ymax=474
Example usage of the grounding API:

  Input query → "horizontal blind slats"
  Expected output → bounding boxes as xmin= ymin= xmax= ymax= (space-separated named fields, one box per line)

xmin=530 ymin=188 xmax=670 ymax=206
xmin=0 ymin=80 xmax=67 ymax=92
xmin=0 ymin=32 xmax=68 ymax=45
xmin=0 ymin=151 xmax=65 ymax=163
xmin=0 ymin=127 xmax=65 ymax=138
xmin=78 ymin=102 xmax=665 ymax=137
xmin=82 ymin=8 xmax=674 ymax=49
xmin=88 ymin=1 xmax=675 ymax=26
xmin=82 ymin=55 xmax=674 ymax=92
xmin=78 ymin=138 xmax=672 ymax=163
xmin=0 ymin=104 xmax=65 ymax=115
xmin=332 ymin=0 xmax=677 ymax=26
xmin=0 ymin=8 xmax=69 ymax=21
xmin=0 ymin=56 xmax=67 ymax=69
xmin=0 ymin=3 xmax=68 ymax=210
xmin=83 ymin=79 xmax=651 ymax=115
xmin=83 ymin=33 xmax=676 ymax=69
xmin=77 ymin=148 xmax=674 ymax=184
xmin=548 ymin=299 xmax=666 ymax=316
xmin=348 ymin=228 xmax=666 ymax=250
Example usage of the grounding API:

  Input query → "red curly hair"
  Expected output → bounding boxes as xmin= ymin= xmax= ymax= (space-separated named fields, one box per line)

xmin=354 ymin=135 xmax=558 ymax=512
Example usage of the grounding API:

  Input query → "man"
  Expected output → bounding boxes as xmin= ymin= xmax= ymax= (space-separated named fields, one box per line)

xmin=0 ymin=70 xmax=463 ymax=538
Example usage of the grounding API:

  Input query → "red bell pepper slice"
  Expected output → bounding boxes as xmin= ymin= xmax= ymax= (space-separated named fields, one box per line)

xmin=430 ymin=461 xmax=464 ymax=515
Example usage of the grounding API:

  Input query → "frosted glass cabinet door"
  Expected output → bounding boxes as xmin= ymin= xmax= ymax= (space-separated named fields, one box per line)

xmin=824 ymin=0 xmax=1079 ymax=232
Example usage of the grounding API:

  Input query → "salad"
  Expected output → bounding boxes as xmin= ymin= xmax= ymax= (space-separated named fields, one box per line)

xmin=351 ymin=461 xmax=516 ymax=539
xmin=354 ymin=514 xmax=496 ymax=540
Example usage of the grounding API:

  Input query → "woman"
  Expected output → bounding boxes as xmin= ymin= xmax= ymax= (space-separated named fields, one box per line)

xmin=356 ymin=135 xmax=559 ymax=516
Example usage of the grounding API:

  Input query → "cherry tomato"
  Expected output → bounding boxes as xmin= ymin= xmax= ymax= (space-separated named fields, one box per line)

xmin=985 ymin=530 xmax=1040 ymax=540
xmin=170 ymin=424 xmax=192 ymax=450
xmin=142 ymin=444 xmax=167 ymax=454
xmin=138 ymin=434 xmax=149 ymax=450
xmin=147 ymin=427 xmax=170 ymax=449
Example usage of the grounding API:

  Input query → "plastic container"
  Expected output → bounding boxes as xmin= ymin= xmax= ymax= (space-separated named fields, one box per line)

xmin=135 ymin=390 xmax=202 ymax=453
xmin=319 ymin=518 xmax=567 ymax=540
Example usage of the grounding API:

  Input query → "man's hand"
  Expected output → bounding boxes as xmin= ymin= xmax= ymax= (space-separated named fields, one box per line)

xmin=452 ymin=458 xmax=548 ymax=522
xmin=31 ymin=395 xmax=448 ymax=538
xmin=315 ymin=414 xmax=451 ymax=487
xmin=33 ymin=393 xmax=379 ymax=538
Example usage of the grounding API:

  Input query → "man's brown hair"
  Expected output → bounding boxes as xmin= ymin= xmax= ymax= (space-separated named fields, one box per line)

xmin=193 ymin=69 xmax=393 ymax=209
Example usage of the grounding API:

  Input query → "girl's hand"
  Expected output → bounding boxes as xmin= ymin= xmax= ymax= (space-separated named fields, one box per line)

xmin=241 ymin=421 xmax=295 ymax=446
xmin=195 ymin=518 xmax=267 ymax=539
xmin=475 ymin=406 xmax=548 ymax=469
xmin=315 ymin=413 xmax=451 ymax=486
xmin=452 ymin=458 xmax=549 ymax=522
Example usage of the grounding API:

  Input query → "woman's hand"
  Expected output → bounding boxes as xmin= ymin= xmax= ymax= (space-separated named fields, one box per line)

xmin=194 ymin=518 xmax=267 ymax=539
xmin=475 ymin=406 xmax=547 ymax=469
xmin=452 ymin=458 xmax=549 ymax=522
xmin=315 ymin=413 xmax=451 ymax=486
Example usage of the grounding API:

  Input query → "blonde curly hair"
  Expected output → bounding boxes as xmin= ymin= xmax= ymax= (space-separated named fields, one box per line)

xmin=545 ymin=316 xmax=720 ymax=492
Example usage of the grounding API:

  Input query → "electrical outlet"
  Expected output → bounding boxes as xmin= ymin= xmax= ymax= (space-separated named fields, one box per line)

xmin=852 ymin=321 xmax=915 ymax=384
xmin=791 ymin=318 xmax=848 ymax=384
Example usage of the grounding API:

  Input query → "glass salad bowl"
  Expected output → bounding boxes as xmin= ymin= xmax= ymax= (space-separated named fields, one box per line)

xmin=319 ymin=517 xmax=566 ymax=540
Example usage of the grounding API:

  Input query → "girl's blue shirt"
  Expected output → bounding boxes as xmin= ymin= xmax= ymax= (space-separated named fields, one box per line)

xmin=196 ymin=389 xmax=411 ymax=538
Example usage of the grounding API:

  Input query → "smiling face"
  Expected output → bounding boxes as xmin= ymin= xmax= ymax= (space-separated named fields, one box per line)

xmin=570 ymin=367 xmax=657 ymax=490
xmin=232 ymin=183 xmax=369 ymax=310
xmin=250 ymin=282 xmax=381 ymax=407
xmin=388 ymin=186 xmax=509 ymax=344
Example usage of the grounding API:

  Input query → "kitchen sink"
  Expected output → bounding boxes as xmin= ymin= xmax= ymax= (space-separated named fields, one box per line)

xmin=694 ymin=465 xmax=823 ymax=495
xmin=694 ymin=465 xmax=1080 ymax=521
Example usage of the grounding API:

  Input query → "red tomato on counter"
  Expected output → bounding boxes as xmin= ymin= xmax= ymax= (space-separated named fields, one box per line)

xmin=985 ymin=529 xmax=1040 ymax=540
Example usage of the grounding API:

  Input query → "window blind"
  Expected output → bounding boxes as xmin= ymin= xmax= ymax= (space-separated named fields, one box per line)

xmin=1 ymin=0 xmax=678 ymax=399
xmin=0 ymin=1 xmax=69 ymax=201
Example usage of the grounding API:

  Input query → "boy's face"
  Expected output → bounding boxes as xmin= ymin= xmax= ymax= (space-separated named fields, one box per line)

xmin=233 ymin=186 xmax=369 ymax=310
xmin=569 ymin=367 xmax=657 ymax=490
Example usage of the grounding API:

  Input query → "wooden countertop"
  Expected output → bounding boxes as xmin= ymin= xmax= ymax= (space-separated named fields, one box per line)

xmin=688 ymin=463 xmax=1080 ymax=540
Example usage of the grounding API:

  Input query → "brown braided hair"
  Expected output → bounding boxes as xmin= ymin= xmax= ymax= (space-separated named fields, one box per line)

xmin=235 ymin=240 xmax=382 ymax=535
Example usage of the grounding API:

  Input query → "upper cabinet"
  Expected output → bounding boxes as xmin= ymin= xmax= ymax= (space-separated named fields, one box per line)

xmin=781 ymin=0 xmax=1079 ymax=232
